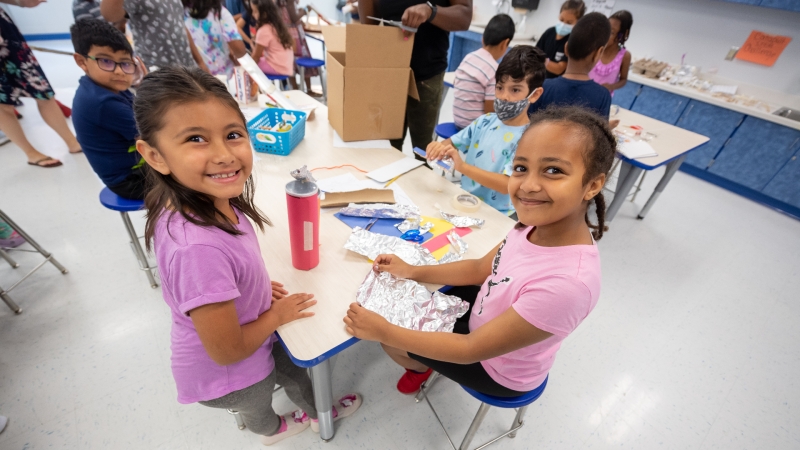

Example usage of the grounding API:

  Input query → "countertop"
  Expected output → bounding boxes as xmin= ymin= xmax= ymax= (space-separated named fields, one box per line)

xmin=627 ymin=73 xmax=800 ymax=132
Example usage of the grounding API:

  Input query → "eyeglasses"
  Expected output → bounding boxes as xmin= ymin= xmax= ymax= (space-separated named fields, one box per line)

xmin=84 ymin=55 xmax=136 ymax=74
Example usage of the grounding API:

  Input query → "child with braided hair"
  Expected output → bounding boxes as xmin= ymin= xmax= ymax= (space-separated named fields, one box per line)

xmin=344 ymin=105 xmax=615 ymax=397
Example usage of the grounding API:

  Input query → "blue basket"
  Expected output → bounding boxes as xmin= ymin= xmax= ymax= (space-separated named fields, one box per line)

xmin=247 ymin=108 xmax=307 ymax=156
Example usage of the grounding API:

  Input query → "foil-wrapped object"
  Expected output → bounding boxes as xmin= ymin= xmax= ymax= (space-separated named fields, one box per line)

xmin=290 ymin=165 xmax=316 ymax=182
xmin=339 ymin=203 xmax=421 ymax=220
xmin=438 ymin=230 xmax=468 ymax=264
xmin=344 ymin=227 xmax=438 ymax=266
xmin=396 ymin=219 xmax=434 ymax=234
xmin=356 ymin=269 xmax=469 ymax=332
xmin=441 ymin=211 xmax=485 ymax=228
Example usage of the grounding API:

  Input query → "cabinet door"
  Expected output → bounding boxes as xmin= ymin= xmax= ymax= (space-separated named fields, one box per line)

xmin=676 ymin=100 xmax=745 ymax=169
xmin=611 ymin=81 xmax=641 ymax=110
xmin=759 ymin=0 xmax=800 ymax=12
xmin=763 ymin=150 xmax=800 ymax=208
xmin=630 ymin=86 xmax=691 ymax=124
xmin=448 ymin=31 xmax=483 ymax=72
xmin=708 ymin=116 xmax=800 ymax=190
xmin=721 ymin=0 xmax=761 ymax=5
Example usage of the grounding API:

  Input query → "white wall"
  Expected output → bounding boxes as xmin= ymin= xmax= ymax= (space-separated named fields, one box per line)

xmin=523 ymin=0 xmax=800 ymax=95
xmin=3 ymin=2 xmax=74 ymax=36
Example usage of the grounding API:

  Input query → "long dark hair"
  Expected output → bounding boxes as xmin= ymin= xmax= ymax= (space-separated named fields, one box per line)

xmin=134 ymin=67 xmax=271 ymax=251
xmin=518 ymin=106 xmax=616 ymax=240
xmin=610 ymin=10 xmax=633 ymax=48
xmin=182 ymin=0 xmax=222 ymax=19
xmin=251 ymin=0 xmax=294 ymax=49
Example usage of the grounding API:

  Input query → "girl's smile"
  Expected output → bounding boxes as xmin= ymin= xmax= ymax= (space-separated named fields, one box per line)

xmin=208 ymin=169 xmax=243 ymax=182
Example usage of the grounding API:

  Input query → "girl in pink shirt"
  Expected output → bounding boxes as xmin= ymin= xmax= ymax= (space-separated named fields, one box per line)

xmin=250 ymin=0 xmax=295 ymax=76
xmin=344 ymin=106 xmax=616 ymax=397
xmin=133 ymin=67 xmax=360 ymax=445
xmin=589 ymin=10 xmax=633 ymax=95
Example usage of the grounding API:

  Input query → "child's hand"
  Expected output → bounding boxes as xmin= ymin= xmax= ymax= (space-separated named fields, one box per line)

xmin=426 ymin=141 xmax=455 ymax=162
xmin=271 ymin=281 xmax=289 ymax=300
xmin=438 ymin=146 xmax=465 ymax=172
xmin=270 ymin=293 xmax=316 ymax=326
xmin=343 ymin=302 xmax=389 ymax=341
xmin=373 ymin=254 xmax=416 ymax=279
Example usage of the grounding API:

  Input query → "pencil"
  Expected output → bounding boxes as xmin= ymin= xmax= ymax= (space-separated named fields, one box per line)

xmin=384 ymin=175 xmax=401 ymax=188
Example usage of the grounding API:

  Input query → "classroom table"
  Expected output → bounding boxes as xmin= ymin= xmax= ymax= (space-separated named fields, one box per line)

xmin=606 ymin=108 xmax=709 ymax=221
xmin=248 ymin=91 xmax=515 ymax=441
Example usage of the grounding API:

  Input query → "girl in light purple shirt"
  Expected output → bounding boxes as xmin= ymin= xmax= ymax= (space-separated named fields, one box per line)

xmin=345 ymin=106 xmax=616 ymax=400
xmin=133 ymin=67 xmax=361 ymax=446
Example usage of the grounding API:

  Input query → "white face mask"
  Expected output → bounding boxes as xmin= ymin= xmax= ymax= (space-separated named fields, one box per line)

xmin=555 ymin=21 xmax=573 ymax=36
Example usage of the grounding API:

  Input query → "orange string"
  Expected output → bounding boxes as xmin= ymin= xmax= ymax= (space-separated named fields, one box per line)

xmin=309 ymin=164 xmax=368 ymax=173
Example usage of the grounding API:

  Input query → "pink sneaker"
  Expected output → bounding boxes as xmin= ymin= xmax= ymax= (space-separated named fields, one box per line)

xmin=297 ymin=393 xmax=362 ymax=433
xmin=259 ymin=412 xmax=309 ymax=446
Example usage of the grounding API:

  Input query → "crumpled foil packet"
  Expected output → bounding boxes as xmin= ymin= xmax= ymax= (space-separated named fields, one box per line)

xmin=438 ymin=230 xmax=469 ymax=264
xmin=396 ymin=218 xmax=434 ymax=234
xmin=441 ymin=211 xmax=485 ymax=228
xmin=339 ymin=203 xmax=421 ymax=220
xmin=356 ymin=269 xmax=469 ymax=332
xmin=290 ymin=165 xmax=316 ymax=182
xmin=344 ymin=227 xmax=438 ymax=266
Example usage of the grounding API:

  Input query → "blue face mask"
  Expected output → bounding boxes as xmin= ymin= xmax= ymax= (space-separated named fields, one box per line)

xmin=555 ymin=21 xmax=573 ymax=36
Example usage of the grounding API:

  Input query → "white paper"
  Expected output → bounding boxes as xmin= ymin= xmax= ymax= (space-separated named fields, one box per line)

xmin=240 ymin=106 xmax=264 ymax=122
xmin=366 ymin=158 xmax=425 ymax=183
xmin=710 ymin=85 xmax=738 ymax=96
xmin=333 ymin=130 xmax=392 ymax=149
xmin=618 ymin=140 xmax=658 ymax=159
xmin=316 ymin=173 xmax=416 ymax=206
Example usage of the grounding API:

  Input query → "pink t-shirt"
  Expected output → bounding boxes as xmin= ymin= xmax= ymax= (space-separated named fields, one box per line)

xmin=155 ymin=208 xmax=275 ymax=404
xmin=453 ymin=48 xmax=498 ymax=129
xmin=255 ymin=24 xmax=294 ymax=76
xmin=589 ymin=48 xmax=627 ymax=96
xmin=469 ymin=226 xmax=601 ymax=391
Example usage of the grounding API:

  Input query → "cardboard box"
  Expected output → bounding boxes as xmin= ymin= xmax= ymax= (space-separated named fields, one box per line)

xmin=322 ymin=24 xmax=419 ymax=141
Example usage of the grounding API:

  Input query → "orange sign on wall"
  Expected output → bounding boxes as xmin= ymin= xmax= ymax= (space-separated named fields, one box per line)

xmin=735 ymin=31 xmax=792 ymax=67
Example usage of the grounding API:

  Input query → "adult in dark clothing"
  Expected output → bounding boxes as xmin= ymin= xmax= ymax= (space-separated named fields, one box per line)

xmin=359 ymin=0 xmax=472 ymax=153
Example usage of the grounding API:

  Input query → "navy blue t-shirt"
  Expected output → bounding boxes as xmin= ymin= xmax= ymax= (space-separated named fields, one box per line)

xmin=528 ymin=77 xmax=612 ymax=118
xmin=72 ymin=76 xmax=140 ymax=187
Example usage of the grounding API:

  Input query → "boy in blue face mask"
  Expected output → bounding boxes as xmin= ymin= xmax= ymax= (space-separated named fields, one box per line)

xmin=426 ymin=46 xmax=546 ymax=216
xmin=536 ymin=0 xmax=585 ymax=78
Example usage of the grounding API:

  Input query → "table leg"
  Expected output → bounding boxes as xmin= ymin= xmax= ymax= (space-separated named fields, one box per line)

xmin=311 ymin=359 xmax=334 ymax=441
xmin=606 ymin=162 xmax=644 ymax=222
xmin=636 ymin=154 xmax=687 ymax=220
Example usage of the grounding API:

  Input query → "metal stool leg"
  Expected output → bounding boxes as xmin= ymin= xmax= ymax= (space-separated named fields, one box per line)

xmin=415 ymin=371 xmax=441 ymax=403
xmin=0 ymin=247 xmax=19 ymax=268
xmin=0 ymin=209 xmax=68 ymax=274
xmin=298 ymin=66 xmax=306 ymax=94
xmin=1 ymin=284 xmax=22 ymax=314
xmin=320 ymin=66 xmax=327 ymax=101
xmin=120 ymin=212 xmax=159 ymax=288
xmin=507 ymin=405 xmax=529 ymax=439
xmin=459 ymin=403 xmax=491 ymax=450
xmin=227 ymin=409 xmax=246 ymax=430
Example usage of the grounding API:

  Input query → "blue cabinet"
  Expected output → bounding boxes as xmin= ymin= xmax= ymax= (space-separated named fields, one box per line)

xmin=721 ymin=0 xmax=761 ymax=4
xmin=676 ymin=100 xmax=745 ymax=169
xmin=612 ymin=81 xmax=641 ymax=110
xmin=448 ymin=31 xmax=483 ymax=72
xmin=759 ymin=0 xmax=800 ymax=12
xmin=708 ymin=116 xmax=800 ymax=190
xmin=630 ymin=86 xmax=691 ymax=124
xmin=763 ymin=150 xmax=800 ymax=208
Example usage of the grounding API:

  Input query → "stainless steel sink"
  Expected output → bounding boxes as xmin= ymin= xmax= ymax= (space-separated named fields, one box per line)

xmin=773 ymin=107 xmax=800 ymax=122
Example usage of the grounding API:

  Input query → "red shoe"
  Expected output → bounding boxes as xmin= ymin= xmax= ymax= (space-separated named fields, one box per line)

xmin=397 ymin=368 xmax=432 ymax=394
xmin=56 ymin=100 xmax=72 ymax=118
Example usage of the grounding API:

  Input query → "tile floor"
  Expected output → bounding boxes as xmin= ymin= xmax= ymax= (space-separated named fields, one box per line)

xmin=1 ymin=41 xmax=799 ymax=450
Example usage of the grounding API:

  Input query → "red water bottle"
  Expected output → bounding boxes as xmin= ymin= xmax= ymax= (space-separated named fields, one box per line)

xmin=286 ymin=170 xmax=320 ymax=270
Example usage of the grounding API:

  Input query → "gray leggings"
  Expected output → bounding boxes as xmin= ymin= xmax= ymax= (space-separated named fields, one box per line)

xmin=199 ymin=343 xmax=317 ymax=436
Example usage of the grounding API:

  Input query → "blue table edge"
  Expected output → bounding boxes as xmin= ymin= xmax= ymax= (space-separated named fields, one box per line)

xmin=277 ymin=286 xmax=455 ymax=368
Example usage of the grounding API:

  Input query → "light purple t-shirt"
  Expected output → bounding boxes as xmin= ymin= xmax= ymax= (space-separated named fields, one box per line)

xmin=155 ymin=208 xmax=275 ymax=404
xmin=469 ymin=226 xmax=601 ymax=391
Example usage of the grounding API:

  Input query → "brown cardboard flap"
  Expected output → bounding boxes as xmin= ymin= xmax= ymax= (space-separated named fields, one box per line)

xmin=345 ymin=24 xmax=414 ymax=69
xmin=407 ymin=71 xmax=419 ymax=101
xmin=321 ymin=26 xmax=346 ymax=53
xmin=320 ymin=189 xmax=396 ymax=208
xmin=342 ymin=67 xmax=410 ymax=141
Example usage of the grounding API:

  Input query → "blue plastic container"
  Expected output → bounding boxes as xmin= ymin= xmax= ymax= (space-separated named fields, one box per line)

xmin=246 ymin=108 xmax=307 ymax=156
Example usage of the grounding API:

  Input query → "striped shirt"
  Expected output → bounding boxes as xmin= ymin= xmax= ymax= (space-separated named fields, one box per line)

xmin=453 ymin=48 xmax=498 ymax=129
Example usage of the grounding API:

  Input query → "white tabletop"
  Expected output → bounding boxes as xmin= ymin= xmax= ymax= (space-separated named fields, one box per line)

xmin=249 ymin=91 xmax=515 ymax=362
xmin=444 ymin=71 xmax=455 ymax=88
xmin=614 ymin=108 xmax=709 ymax=170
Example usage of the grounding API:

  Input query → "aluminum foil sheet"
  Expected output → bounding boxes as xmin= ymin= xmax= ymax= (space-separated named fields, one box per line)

xmin=437 ymin=230 xmax=468 ymax=264
xmin=441 ymin=210 xmax=485 ymax=228
xmin=396 ymin=219 xmax=434 ymax=234
xmin=339 ymin=203 xmax=421 ymax=220
xmin=356 ymin=269 xmax=469 ymax=332
xmin=344 ymin=227 xmax=438 ymax=266
xmin=290 ymin=165 xmax=316 ymax=182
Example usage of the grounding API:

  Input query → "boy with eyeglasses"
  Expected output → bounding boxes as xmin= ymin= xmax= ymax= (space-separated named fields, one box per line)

xmin=71 ymin=18 xmax=145 ymax=200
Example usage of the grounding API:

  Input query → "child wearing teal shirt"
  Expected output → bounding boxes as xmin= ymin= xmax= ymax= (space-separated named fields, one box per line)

xmin=427 ymin=46 xmax=546 ymax=215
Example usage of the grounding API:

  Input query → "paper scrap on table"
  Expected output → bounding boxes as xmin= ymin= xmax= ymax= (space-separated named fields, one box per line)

xmin=367 ymin=158 xmax=425 ymax=183
xmin=241 ymin=107 xmax=264 ymax=122
xmin=618 ymin=140 xmax=658 ymax=159
xmin=710 ymin=85 xmax=738 ymax=96
xmin=333 ymin=130 xmax=393 ymax=149
xmin=316 ymin=173 xmax=416 ymax=207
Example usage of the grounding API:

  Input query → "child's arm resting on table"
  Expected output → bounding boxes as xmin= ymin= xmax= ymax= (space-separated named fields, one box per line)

xmin=345 ymin=303 xmax=552 ymax=364
xmin=425 ymin=140 xmax=510 ymax=194
xmin=190 ymin=288 xmax=316 ymax=366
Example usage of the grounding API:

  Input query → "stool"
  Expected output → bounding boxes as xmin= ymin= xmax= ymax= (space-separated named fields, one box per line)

xmin=99 ymin=188 xmax=158 ymax=288
xmin=435 ymin=122 xmax=460 ymax=140
xmin=295 ymin=57 xmax=326 ymax=100
xmin=416 ymin=371 xmax=548 ymax=450
xmin=0 ymin=208 xmax=69 ymax=314
xmin=266 ymin=74 xmax=289 ymax=91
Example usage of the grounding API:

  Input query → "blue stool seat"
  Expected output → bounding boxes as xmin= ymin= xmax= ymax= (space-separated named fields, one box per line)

xmin=295 ymin=57 xmax=325 ymax=68
xmin=266 ymin=74 xmax=289 ymax=81
xmin=99 ymin=187 xmax=144 ymax=212
xmin=461 ymin=375 xmax=548 ymax=408
xmin=435 ymin=122 xmax=460 ymax=140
